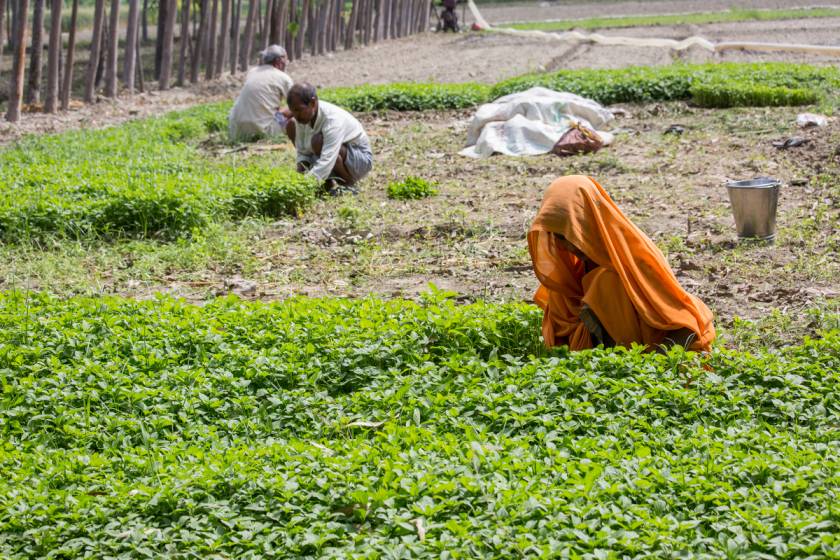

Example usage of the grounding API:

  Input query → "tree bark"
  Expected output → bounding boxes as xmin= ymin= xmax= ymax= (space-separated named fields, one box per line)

xmin=215 ymin=0 xmax=229 ymax=74
xmin=293 ymin=0 xmax=307 ymax=59
xmin=60 ymin=0 xmax=78 ymax=109
xmin=281 ymin=0 xmax=292 ymax=57
xmin=141 ymin=0 xmax=148 ymax=41
xmin=204 ymin=0 xmax=218 ymax=79
xmin=240 ymin=0 xmax=255 ymax=70
xmin=26 ymin=0 xmax=44 ymax=104
xmin=343 ymin=0 xmax=357 ymax=49
xmin=83 ymin=0 xmax=106 ymax=102
xmin=191 ymin=0 xmax=208 ymax=82
xmin=262 ymin=0 xmax=273 ymax=46
xmin=0 ymin=0 xmax=7 ymax=62
xmin=43 ymin=0 xmax=61 ymax=111
xmin=158 ymin=0 xmax=177 ymax=88
xmin=104 ymin=0 xmax=119 ymax=96
xmin=155 ymin=0 xmax=167 ymax=77
xmin=229 ymin=0 xmax=240 ymax=73
xmin=124 ymin=0 xmax=140 ymax=91
xmin=136 ymin=29 xmax=145 ymax=91
xmin=177 ymin=0 xmax=191 ymax=84
xmin=6 ymin=0 xmax=29 ymax=121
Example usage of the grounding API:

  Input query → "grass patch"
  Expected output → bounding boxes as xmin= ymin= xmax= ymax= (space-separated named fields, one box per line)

xmin=0 ymin=291 xmax=837 ymax=557
xmin=503 ymin=7 xmax=840 ymax=31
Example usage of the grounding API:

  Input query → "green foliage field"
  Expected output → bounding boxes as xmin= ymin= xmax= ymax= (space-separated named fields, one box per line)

xmin=503 ymin=7 xmax=840 ymax=32
xmin=321 ymin=83 xmax=491 ymax=112
xmin=1 ymin=291 xmax=838 ymax=558
xmin=491 ymin=62 xmax=840 ymax=108
xmin=0 ymin=104 xmax=316 ymax=242
xmin=1 ymin=62 xmax=835 ymax=243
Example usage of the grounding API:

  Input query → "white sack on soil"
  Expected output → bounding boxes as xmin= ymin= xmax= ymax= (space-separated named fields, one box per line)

xmin=460 ymin=87 xmax=615 ymax=158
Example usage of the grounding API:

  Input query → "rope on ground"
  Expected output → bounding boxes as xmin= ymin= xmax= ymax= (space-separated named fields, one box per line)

xmin=466 ymin=0 xmax=840 ymax=57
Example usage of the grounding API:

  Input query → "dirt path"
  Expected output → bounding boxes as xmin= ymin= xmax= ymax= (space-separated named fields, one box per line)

xmin=467 ymin=0 xmax=838 ymax=25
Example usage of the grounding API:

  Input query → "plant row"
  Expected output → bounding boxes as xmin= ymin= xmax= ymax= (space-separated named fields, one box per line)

xmin=503 ymin=7 xmax=840 ymax=32
xmin=0 ymin=104 xmax=317 ymax=242
xmin=490 ymin=62 xmax=840 ymax=108
xmin=0 ymin=291 xmax=837 ymax=558
xmin=321 ymin=63 xmax=838 ymax=111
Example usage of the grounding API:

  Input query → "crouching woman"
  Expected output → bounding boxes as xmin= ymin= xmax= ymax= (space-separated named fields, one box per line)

xmin=528 ymin=175 xmax=716 ymax=352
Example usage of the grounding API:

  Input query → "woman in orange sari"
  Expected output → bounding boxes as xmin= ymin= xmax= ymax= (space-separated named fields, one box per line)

xmin=529 ymin=175 xmax=715 ymax=352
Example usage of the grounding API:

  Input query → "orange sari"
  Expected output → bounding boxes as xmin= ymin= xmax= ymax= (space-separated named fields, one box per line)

xmin=528 ymin=175 xmax=715 ymax=352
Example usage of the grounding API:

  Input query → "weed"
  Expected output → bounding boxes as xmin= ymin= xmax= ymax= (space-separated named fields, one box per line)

xmin=387 ymin=176 xmax=440 ymax=200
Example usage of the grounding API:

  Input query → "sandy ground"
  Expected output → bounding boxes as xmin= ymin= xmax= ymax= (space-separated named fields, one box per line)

xmin=2 ymin=4 xmax=839 ymax=143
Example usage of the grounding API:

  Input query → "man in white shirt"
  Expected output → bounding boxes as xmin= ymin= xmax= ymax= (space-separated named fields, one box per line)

xmin=228 ymin=45 xmax=294 ymax=142
xmin=286 ymin=82 xmax=374 ymax=192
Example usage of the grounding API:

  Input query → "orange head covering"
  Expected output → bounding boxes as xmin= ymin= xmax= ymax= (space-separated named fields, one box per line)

xmin=528 ymin=175 xmax=715 ymax=352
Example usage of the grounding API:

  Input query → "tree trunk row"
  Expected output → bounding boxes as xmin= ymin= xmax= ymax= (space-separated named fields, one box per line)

xmin=3 ymin=0 xmax=432 ymax=122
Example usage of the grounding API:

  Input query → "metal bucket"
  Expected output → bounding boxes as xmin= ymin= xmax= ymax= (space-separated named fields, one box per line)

xmin=725 ymin=177 xmax=781 ymax=242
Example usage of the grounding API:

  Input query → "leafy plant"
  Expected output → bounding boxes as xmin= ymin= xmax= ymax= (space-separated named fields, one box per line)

xmin=321 ymin=82 xmax=492 ymax=112
xmin=0 ymin=103 xmax=317 ymax=242
xmin=0 ymin=291 xmax=837 ymax=558
xmin=490 ymin=62 xmax=840 ymax=106
xmin=387 ymin=176 xmax=439 ymax=200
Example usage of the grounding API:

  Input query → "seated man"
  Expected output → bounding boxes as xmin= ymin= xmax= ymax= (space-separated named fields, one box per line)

xmin=528 ymin=175 xmax=716 ymax=353
xmin=228 ymin=44 xmax=293 ymax=142
xmin=285 ymin=82 xmax=373 ymax=192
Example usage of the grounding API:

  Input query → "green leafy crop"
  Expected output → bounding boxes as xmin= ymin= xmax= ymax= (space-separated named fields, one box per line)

xmin=0 ymin=104 xmax=317 ymax=242
xmin=491 ymin=62 xmax=840 ymax=107
xmin=321 ymin=82 xmax=492 ymax=112
xmin=386 ymin=176 xmax=439 ymax=200
xmin=0 ymin=291 xmax=837 ymax=558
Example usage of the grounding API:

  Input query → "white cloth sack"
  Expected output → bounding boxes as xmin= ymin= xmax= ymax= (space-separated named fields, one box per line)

xmin=460 ymin=87 xmax=614 ymax=158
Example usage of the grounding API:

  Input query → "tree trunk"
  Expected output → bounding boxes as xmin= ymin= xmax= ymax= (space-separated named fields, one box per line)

xmin=240 ymin=0 xmax=255 ymax=70
xmin=6 ymin=0 xmax=29 ymax=121
xmin=373 ymin=0 xmax=381 ymax=41
xmin=158 ymin=0 xmax=177 ymax=88
xmin=344 ymin=0 xmax=357 ymax=49
xmin=60 ymin=0 xmax=78 ymax=109
xmin=214 ymin=0 xmax=229 ymax=74
xmin=204 ymin=0 xmax=217 ymax=79
xmin=262 ymin=0 xmax=273 ymax=46
xmin=0 ymin=0 xmax=7 ymax=62
xmin=364 ymin=0 xmax=373 ymax=45
xmin=43 ymin=0 xmax=61 ymax=111
xmin=104 ymin=0 xmax=119 ymax=96
xmin=177 ymin=0 xmax=190 ymax=83
xmin=191 ymin=0 xmax=208 ymax=82
xmin=124 ymin=0 xmax=140 ymax=90
xmin=293 ymin=0 xmax=307 ymax=59
xmin=229 ymin=0 xmax=240 ymax=73
xmin=136 ymin=29 xmax=145 ymax=91
xmin=155 ymin=0 xmax=167 ymax=77
xmin=26 ymin=0 xmax=44 ymax=104
xmin=389 ymin=0 xmax=397 ymax=38
xmin=83 ymin=0 xmax=105 ymax=102
xmin=141 ymin=0 xmax=148 ymax=41
xmin=281 ymin=0 xmax=292 ymax=57
xmin=308 ymin=0 xmax=317 ymax=56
